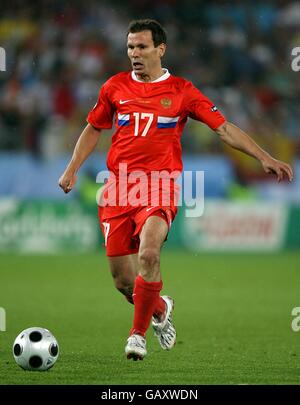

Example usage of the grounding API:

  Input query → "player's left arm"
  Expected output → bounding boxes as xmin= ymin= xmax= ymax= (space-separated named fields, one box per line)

xmin=215 ymin=121 xmax=294 ymax=182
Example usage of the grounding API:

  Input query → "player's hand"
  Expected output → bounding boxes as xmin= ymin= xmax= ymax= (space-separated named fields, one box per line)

xmin=261 ymin=157 xmax=294 ymax=183
xmin=58 ymin=171 xmax=77 ymax=193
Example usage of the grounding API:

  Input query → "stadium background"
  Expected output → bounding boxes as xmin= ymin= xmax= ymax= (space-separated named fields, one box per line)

xmin=0 ymin=0 xmax=299 ymax=385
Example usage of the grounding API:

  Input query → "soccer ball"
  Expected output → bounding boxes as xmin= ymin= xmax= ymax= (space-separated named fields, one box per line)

xmin=13 ymin=327 xmax=59 ymax=371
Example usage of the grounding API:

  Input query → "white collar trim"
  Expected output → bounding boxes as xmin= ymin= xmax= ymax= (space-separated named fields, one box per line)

xmin=131 ymin=68 xmax=170 ymax=83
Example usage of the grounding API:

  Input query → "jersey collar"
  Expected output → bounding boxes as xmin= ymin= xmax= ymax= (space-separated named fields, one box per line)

xmin=131 ymin=68 xmax=170 ymax=83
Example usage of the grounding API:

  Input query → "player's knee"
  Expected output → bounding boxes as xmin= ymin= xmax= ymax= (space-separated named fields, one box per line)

xmin=138 ymin=247 xmax=160 ymax=270
xmin=117 ymin=285 xmax=134 ymax=304
xmin=113 ymin=275 xmax=133 ymax=298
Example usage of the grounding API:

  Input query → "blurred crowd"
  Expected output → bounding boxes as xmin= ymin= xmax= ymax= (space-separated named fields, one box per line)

xmin=0 ymin=0 xmax=300 ymax=182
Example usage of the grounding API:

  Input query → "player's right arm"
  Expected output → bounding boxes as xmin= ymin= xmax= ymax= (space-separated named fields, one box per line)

xmin=58 ymin=124 xmax=102 ymax=194
xmin=59 ymin=77 xmax=115 ymax=194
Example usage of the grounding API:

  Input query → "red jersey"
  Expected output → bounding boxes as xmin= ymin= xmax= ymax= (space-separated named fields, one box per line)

xmin=87 ymin=69 xmax=226 ymax=175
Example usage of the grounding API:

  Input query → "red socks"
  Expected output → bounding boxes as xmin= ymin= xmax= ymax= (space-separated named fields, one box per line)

xmin=153 ymin=296 xmax=166 ymax=318
xmin=130 ymin=275 xmax=165 ymax=337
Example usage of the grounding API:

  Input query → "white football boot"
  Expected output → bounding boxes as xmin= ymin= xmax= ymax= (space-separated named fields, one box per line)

xmin=152 ymin=295 xmax=176 ymax=350
xmin=125 ymin=334 xmax=147 ymax=361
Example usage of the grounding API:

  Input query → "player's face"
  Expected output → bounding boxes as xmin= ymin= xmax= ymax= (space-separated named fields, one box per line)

xmin=127 ymin=31 xmax=166 ymax=79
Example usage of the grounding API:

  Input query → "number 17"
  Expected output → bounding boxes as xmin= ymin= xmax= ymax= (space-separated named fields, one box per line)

xmin=133 ymin=112 xmax=154 ymax=137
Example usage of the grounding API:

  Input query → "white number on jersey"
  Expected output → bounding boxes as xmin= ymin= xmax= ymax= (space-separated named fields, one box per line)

xmin=102 ymin=221 xmax=110 ymax=247
xmin=133 ymin=112 xmax=154 ymax=137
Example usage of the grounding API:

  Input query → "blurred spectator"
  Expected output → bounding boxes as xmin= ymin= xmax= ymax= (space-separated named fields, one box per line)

xmin=0 ymin=0 xmax=298 ymax=184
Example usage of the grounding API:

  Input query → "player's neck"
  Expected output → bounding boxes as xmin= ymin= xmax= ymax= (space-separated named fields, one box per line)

xmin=136 ymin=67 xmax=165 ymax=83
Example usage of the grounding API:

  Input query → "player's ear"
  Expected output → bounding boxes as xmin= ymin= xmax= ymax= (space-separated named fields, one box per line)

xmin=158 ymin=43 xmax=166 ymax=58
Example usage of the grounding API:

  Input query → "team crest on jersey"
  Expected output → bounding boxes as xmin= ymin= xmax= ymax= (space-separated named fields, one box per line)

xmin=160 ymin=98 xmax=172 ymax=108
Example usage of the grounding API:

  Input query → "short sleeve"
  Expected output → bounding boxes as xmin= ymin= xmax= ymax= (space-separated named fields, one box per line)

xmin=86 ymin=83 xmax=115 ymax=129
xmin=185 ymin=82 xmax=226 ymax=130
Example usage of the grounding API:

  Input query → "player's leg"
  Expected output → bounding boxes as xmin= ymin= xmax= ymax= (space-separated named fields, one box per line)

xmin=98 ymin=205 xmax=140 ymax=303
xmin=108 ymin=254 xmax=139 ymax=304
xmin=99 ymin=207 xmax=175 ymax=359
xmin=126 ymin=209 xmax=176 ymax=359
xmin=126 ymin=215 xmax=168 ymax=360
xmin=108 ymin=251 xmax=166 ymax=318
xmin=100 ymin=209 xmax=166 ymax=312
xmin=138 ymin=215 xmax=168 ymax=281
xmin=139 ymin=215 xmax=176 ymax=351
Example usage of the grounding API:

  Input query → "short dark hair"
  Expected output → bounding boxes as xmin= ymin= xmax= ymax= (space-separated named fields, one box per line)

xmin=127 ymin=19 xmax=167 ymax=47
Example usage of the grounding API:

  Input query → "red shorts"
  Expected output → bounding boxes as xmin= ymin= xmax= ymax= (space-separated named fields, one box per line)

xmin=98 ymin=206 xmax=177 ymax=257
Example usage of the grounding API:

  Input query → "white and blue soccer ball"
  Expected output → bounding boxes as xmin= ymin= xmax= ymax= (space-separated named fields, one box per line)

xmin=13 ymin=327 xmax=59 ymax=371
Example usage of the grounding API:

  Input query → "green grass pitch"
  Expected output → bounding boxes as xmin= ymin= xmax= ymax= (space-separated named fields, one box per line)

xmin=0 ymin=250 xmax=299 ymax=385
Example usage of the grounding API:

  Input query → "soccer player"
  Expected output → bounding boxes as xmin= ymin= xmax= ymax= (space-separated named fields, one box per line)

xmin=59 ymin=19 xmax=293 ymax=361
